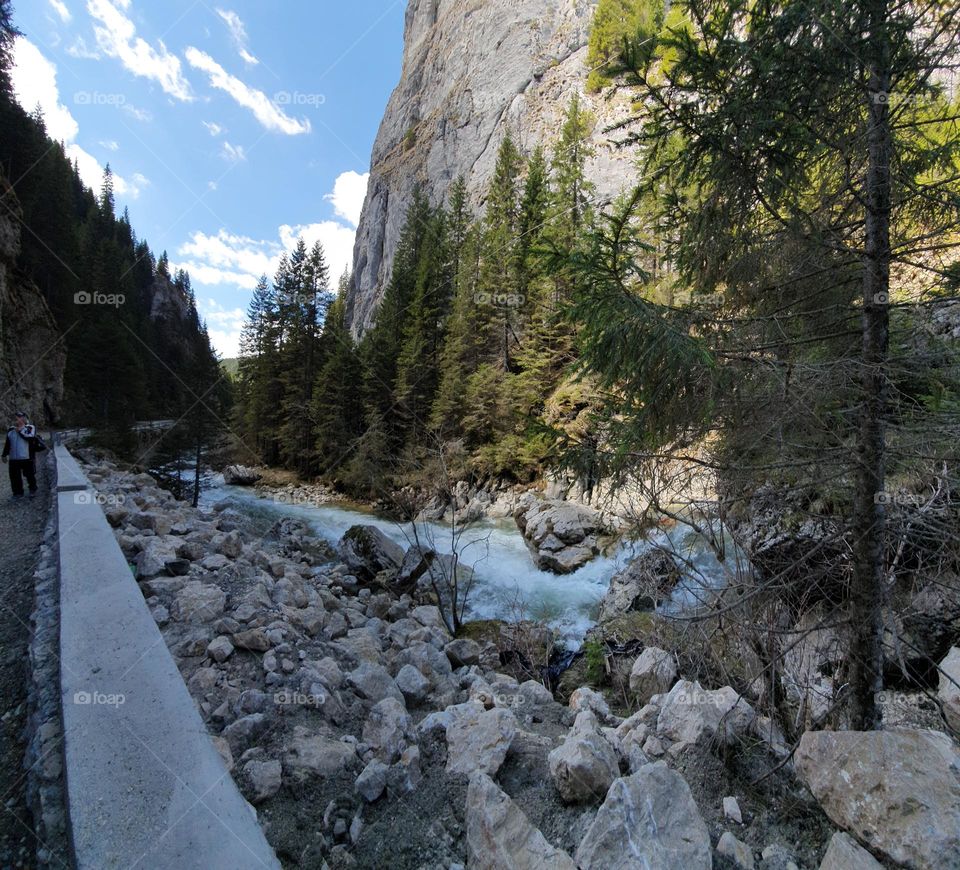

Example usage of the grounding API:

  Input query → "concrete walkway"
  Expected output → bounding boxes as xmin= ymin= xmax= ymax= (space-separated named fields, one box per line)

xmin=56 ymin=445 xmax=279 ymax=869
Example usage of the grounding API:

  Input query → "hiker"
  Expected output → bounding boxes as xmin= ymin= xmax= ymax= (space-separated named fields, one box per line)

xmin=2 ymin=411 xmax=45 ymax=498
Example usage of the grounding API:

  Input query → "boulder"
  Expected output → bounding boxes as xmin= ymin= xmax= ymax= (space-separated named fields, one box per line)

xmin=598 ymin=549 xmax=681 ymax=623
xmin=717 ymin=832 xmax=755 ymax=869
xmin=819 ymin=833 xmax=883 ymax=870
xmin=656 ymin=680 xmax=755 ymax=747
xmin=347 ymin=663 xmax=404 ymax=705
xmin=283 ymin=727 xmax=356 ymax=782
xmin=939 ymin=646 xmax=960 ymax=732
xmin=243 ymin=759 xmax=281 ymax=804
xmin=444 ymin=702 xmax=517 ymax=777
xmin=206 ymin=635 xmax=234 ymax=663
xmin=795 ymin=728 xmax=960 ymax=869
xmin=217 ymin=530 xmax=243 ymax=558
xmin=362 ymin=698 xmax=412 ymax=764
xmin=395 ymin=664 xmax=430 ymax=706
xmin=548 ymin=713 xmax=620 ymax=803
xmin=575 ymin=763 xmax=712 ymax=870
xmin=629 ymin=647 xmax=678 ymax=703
xmin=232 ymin=629 xmax=271 ymax=652
xmin=514 ymin=499 xmax=610 ymax=574
xmin=465 ymin=772 xmax=577 ymax=870
xmin=222 ymin=465 xmax=261 ymax=485
xmin=172 ymin=582 xmax=227 ymax=623
xmin=355 ymin=759 xmax=389 ymax=802
xmin=445 ymin=638 xmax=481 ymax=667
xmin=338 ymin=525 xmax=404 ymax=582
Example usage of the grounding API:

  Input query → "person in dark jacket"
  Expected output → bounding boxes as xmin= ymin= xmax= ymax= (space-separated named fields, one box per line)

xmin=2 ymin=411 xmax=45 ymax=498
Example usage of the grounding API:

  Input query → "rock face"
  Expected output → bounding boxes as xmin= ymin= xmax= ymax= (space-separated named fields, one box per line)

xmin=465 ymin=772 xmax=577 ymax=870
xmin=0 ymin=174 xmax=65 ymax=424
xmin=574 ymin=763 xmax=712 ymax=870
xmin=819 ymin=832 xmax=883 ymax=870
xmin=548 ymin=711 xmax=619 ymax=803
xmin=347 ymin=0 xmax=636 ymax=336
xmin=515 ymin=498 xmax=611 ymax=574
xmin=795 ymin=728 xmax=960 ymax=870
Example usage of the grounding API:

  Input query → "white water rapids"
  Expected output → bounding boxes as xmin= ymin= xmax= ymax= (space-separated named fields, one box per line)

xmin=202 ymin=480 xmax=737 ymax=648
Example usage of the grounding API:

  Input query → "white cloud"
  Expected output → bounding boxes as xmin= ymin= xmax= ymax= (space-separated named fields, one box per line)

xmin=279 ymin=222 xmax=356 ymax=279
xmin=100 ymin=139 xmax=119 ymax=150
xmin=203 ymin=120 xmax=224 ymax=136
xmin=184 ymin=47 xmax=310 ymax=135
xmin=122 ymin=103 xmax=152 ymax=122
xmin=49 ymin=0 xmax=71 ymax=23
xmin=324 ymin=170 xmax=369 ymax=228
xmin=220 ymin=141 xmax=246 ymax=163
xmin=198 ymin=298 xmax=246 ymax=357
xmin=11 ymin=37 xmax=147 ymax=199
xmin=11 ymin=38 xmax=78 ymax=142
xmin=87 ymin=0 xmax=193 ymax=100
xmin=176 ymin=229 xmax=276 ymax=289
xmin=215 ymin=8 xmax=259 ymax=66
xmin=66 ymin=36 xmax=100 ymax=59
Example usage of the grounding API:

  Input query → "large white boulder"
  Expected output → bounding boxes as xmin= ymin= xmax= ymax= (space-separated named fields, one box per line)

xmin=548 ymin=712 xmax=620 ymax=803
xmin=465 ymin=772 xmax=576 ymax=870
xmin=575 ymin=762 xmax=712 ymax=869
xmin=796 ymin=728 xmax=960 ymax=869
xmin=629 ymin=647 xmax=678 ymax=703
xmin=656 ymin=680 xmax=755 ymax=747
xmin=819 ymin=832 xmax=883 ymax=870
xmin=444 ymin=702 xmax=517 ymax=777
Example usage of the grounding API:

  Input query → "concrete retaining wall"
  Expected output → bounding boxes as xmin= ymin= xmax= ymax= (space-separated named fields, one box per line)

xmin=55 ymin=445 xmax=279 ymax=869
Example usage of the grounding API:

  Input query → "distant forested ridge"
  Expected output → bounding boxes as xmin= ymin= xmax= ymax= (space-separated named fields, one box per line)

xmin=0 ymin=5 xmax=221 ymax=432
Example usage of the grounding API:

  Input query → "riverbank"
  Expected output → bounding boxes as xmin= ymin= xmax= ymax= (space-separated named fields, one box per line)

xmin=63 ymin=446 xmax=960 ymax=869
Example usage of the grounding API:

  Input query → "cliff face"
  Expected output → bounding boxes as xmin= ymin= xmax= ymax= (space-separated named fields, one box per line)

xmin=0 ymin=175 xmax=65 ymax=425
xmin=347 ymin=0 xmax=635 ymax=336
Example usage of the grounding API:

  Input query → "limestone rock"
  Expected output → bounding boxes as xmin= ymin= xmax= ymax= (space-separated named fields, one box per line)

xmin=939 ymin=646 xmax=960 ymax=732
xmin=222 ymin=465 xmax=261 ymax=485
xmin=338 ymin=525 xmax=404 ymax=582
xmin=444 ymin=702 xmax=517 ymax=777
xmin=243 ymin=759 xmax=281 ymax=804
xmin=172 ymin=581 xmax=227 ymax=623
xmin=548 ymin=713 xmax=620 ymax=803
xmin=656 ymin=680 xmax=755 ymax=747
xmin=575 ymin=763 xmax=712 ymax=870
xmin=629 ymin=647 xmax=678 ymax=703
xmin=819 ymin=833 xmax=883 ymax=870
xmin=283 ymin=727 xmax=356 ymax=782
xmin=355 ymin=759 xmax=389 ymax=802
xmin=515 ymin=499 xmax=610 ymax=574
xmin=795 ymin=728 xmax=960 ymax=869
xmin=598 ymin=549 xmax=681 ymax=623
xmin=362 ymin=697 xmax=412 ymax=764
xmin=717 ymin=832 xmax=755 ymax=869
xmin=347 ymin=0 xmax=636 ymax=337
xmin=465 ymin=772 xmax=577 ymax=870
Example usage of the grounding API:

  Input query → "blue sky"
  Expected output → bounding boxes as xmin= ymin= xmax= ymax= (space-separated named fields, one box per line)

xmin=9 ymin=0 xmax=407 ymax=356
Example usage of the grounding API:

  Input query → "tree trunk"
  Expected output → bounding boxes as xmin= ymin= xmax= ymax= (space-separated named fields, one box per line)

xmin=192 ymin=435 xmax=202 ymax=508
xmin=849 ymin=0 xmax=892 ymax=731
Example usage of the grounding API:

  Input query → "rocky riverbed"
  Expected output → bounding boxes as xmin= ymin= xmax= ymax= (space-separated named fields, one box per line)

xmin=73 ymin=451 xmax=960 ymax=869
